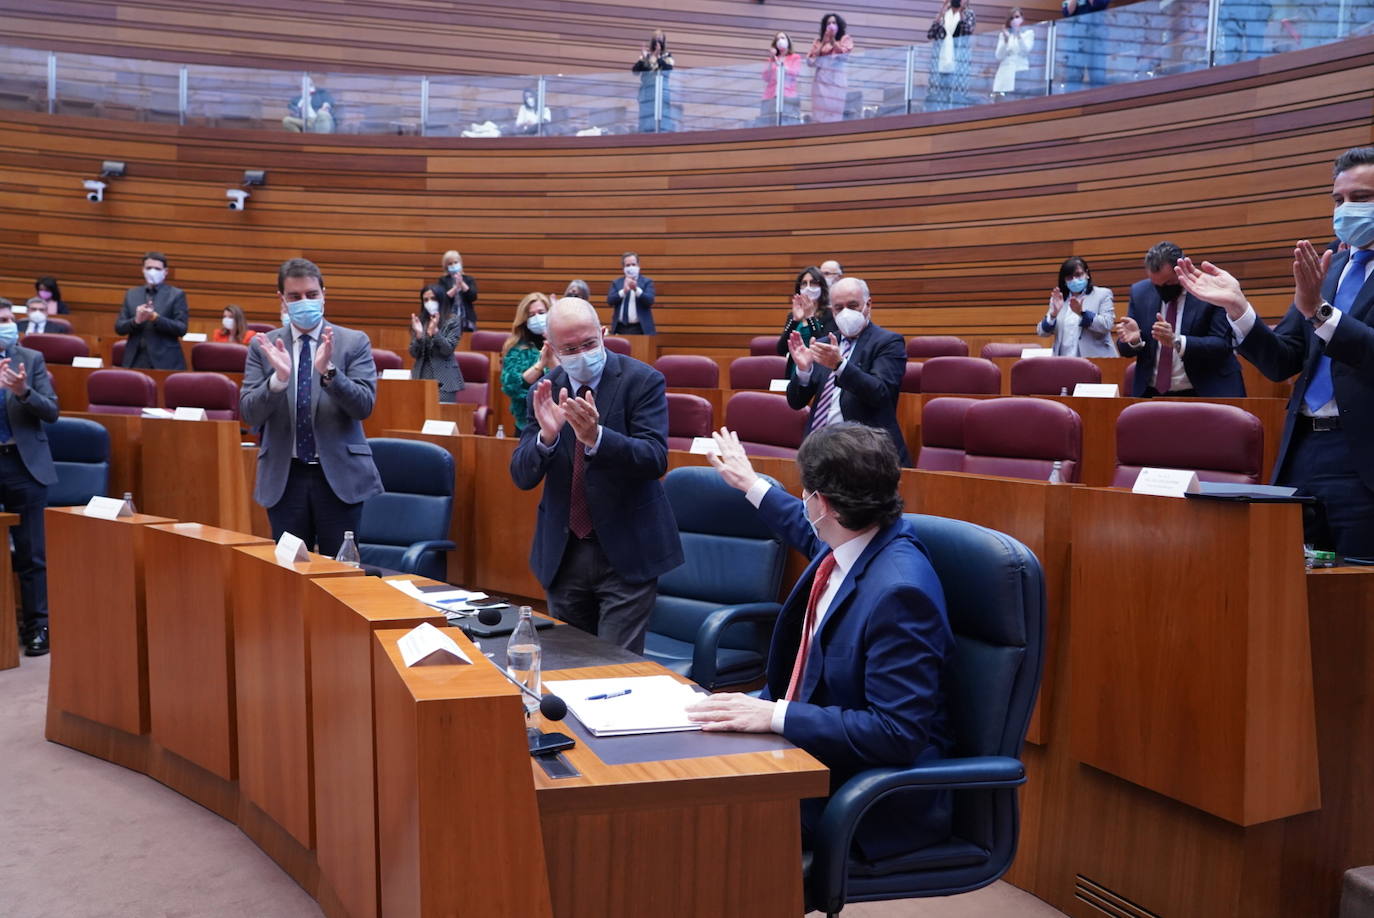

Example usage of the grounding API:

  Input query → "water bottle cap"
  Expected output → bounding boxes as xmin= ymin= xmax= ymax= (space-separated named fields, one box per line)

xmin=343 ymin=530 xmax=354 ymax=538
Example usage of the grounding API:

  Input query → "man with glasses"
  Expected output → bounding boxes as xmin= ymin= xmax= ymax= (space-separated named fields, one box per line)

xmin=510 ymin=297 xmax=682 ymax=652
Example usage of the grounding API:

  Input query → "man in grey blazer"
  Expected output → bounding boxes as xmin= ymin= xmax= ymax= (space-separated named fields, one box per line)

xmin=115 ymin=252 xmax=189 ymax=370
xmin=0 ymin=300 xmax=59 ymax=656
xmin=240 ymin=258 xmax=382 ymax=557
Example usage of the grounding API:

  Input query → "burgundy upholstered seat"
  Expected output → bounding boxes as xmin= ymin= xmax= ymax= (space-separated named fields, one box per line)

xmin=725 ymin=391 xmax=808 ymax=459
xmin=86 ymin=369 xmax=157 ymax=415
xmin=900 ymin=361 xmax=923 ymax=394
xmin=111 ymin=339 xmax=127 ymax=365
xmin=980 ymin=342 xmax=1029 ymax=359
xmin=190 ymin=342 xmax=250 ymax=373
xmin=728 ymin=356 xmax=788 ymax=390
xmin=163 ymin=372 xmax=239 ymax=420
xmin=473 ymin=405 xmax=490 ymax=436
xmin=920 ymin=357 xmax=1002 ymax=395
xmin=22 ymin=333 xmax=89 ymax=365
xmin=604 ymin=336 xmax=632 ymax=356
xmin=749 ymin=335 xmax=779 ymax=357
xmin=245 ymin=322 xmax=275 ymax=334
xmin=453 ymin=351 xmax=490 ymax=406
xmin=1010 ymin=356 xmax=1102 ymax=396
xmin=666 ymin=392 xmax=714 ymax=450
xmin=654 ymin=355 xmax=720 ymax=389
xmin=1112 ymin=401 xmax=1264 ymax=487
xmin=917 ymin=397 xmax=979 ymax=471
xmin=906 ymin=336 xmax=968 ymax=358
xmin=468 ymin=330 xmax=508 ymax=352
xmin=963 ymin=397 xmax=1083 ymax=482
xmin=372 ymin=349 xmax=404 ymax=371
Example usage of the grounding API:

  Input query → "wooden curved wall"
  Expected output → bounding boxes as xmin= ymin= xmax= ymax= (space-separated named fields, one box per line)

xmin=0 ymin=37 xmax=1370 ymax=357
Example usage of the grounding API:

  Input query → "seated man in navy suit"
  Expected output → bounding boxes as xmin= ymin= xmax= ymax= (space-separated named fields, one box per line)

xmin=1115 ymin=240 xmax=1246 ymax=397
xmin=1170 ymin=147 xmax=1374 ymax=557
xmin=688 ymin=422 xmax=953 ymax=860
xmin=510 ymin=297 xmax=683 ymax=652
xmin=785 ymin=276 xmax=910 ymax=465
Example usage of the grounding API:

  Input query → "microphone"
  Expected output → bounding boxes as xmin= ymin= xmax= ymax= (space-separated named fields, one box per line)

xmin=477 ymin=606 xmax=503 ymax=627
xmin=492 ymin=660 xmax=567 ymax=721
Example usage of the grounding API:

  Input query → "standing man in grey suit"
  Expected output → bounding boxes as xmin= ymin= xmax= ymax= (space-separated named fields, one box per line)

xmin=240 ymin=258 xmax=382 ymax=557
xmin=0 ymin=300 xmax=59 ymax=656
xmin=115 ymin=252 xmax=189 ymax=370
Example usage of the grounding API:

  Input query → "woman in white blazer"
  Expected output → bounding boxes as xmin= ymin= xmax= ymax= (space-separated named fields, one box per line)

xmin=993 ymin=8 xmax=1035 ymax=98
xmin=1036 ymin=256 xmax=1116 ymax=357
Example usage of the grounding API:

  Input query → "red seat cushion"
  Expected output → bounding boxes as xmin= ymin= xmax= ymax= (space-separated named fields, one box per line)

xmin=906 ymin=336 xmax=968 ymax=358
xmin=1112 ymin=401 xmax=1263 ymax=486
xmin=728 ymin=356 xmax=788 ymax=390
xmin=666 ymin=392 xmax=713 ymax=450
xmin=1010 ymin=356 xmax=1102 ymax=396
xmin=655 ymin=355 xmax=720 ymax=388
xmin=725 ymin=391 xmax=808 ymax=458
xmin=920 ymin=357 xmax=1001 ymax=395
xmin=917 ymin=397 xmax=979 ymax=471
xmin=963 ymin=397 xmax=1082 ymax=482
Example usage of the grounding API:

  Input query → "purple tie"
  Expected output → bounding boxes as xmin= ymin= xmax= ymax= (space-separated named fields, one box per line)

xmin=1154 ymin=295 xmax=1181 ymax=393
xmin=810 ymin=337 xmax=853 ymax=431
xmin=296 ymin=334 xmax=317 ymax=461
xmin=568 ymin=386 xmax=594 ymax=539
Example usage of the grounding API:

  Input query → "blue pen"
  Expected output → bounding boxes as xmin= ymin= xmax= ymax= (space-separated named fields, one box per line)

xmin=586 ymin=689 xmax=632 ymax=701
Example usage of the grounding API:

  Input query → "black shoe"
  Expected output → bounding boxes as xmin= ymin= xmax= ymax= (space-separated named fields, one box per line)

xmin=24 ymin=626 xmax=48 ymax=657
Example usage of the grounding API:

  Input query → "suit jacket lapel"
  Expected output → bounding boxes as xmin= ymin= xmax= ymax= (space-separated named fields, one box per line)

xmin=594 ymin=351 xmax=625 ymax=425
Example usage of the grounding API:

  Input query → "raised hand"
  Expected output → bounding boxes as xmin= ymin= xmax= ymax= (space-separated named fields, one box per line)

xmin=1115 ymin=315 xmax=1142 ymax=347
xmin=1049 ymin=288 xmax=1065 ymax=318
xmin=1151 ymin=312 xmax=1176 ymax=349
xmin=426 ymin=314 xmax=439 ymax=337
xmin=1175 ymin=256 xmax=1248 ymax=320
xmin=1293 ymin=240 xmax=1334 ymax=318
xmin=791 ymin=293 xmax=809 ymax=321
xmin=312 ymin=326 xmax=334 ymax=375
xmin=135 ymin=303 xmax=155 ymax=324
xmin=707 ymin=427 xmax=760 ymax=492
xmin=810 ymin=333 xmax=842 ymax=370
xmin=0 ymin=358 xmax=20 ymax=394
xmin=560 ymin=387 xmax=600 ymax=448
xmin=787 ymin=329 xmax=814 ymax=373
xmin=410 ymin=314 xmax=424 ymax=337
xmin=625 ymin=277 xmax=638 ymax=293
xmin=258 ymin=336 xmax=293 ymax=381
xmin=537 ymin=340 xmax=556 ymax=370
xmin=531 ymin=378 xmax=566 ymax=446
xmin=1068 ymin=294 xmax=1084 ymax=314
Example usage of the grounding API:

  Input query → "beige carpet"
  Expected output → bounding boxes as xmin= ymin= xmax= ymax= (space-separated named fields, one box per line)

xmin=0 ymin=654 xmax=1065 ymax=917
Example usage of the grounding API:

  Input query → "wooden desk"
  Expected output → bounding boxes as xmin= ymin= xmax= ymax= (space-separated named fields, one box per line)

xmin=140 ymin=418 xmax=252 ymax=530
xmin=230 ymin=545 xmax=363 ymax=851
xmin=363 ymin=377 xmax=438 ymax=439
xmin=68 ymin=411 xmax=142 ymax=500
xmin=0 ymin=513 xmax=20 ymax=670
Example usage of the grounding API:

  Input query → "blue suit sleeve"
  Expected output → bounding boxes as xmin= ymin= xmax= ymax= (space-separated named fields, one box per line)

xmin=638 ymin=277 xmax=656 ymax=310
xmin=588 ymin=369 xmax=669 ymax=480
xmin=756 ymin=483 xmax=825 ymax=559
xmin=835 ymin=330 xmax=904 ymax=409
xmin=324 ymin=330 xmax=376 ymax=420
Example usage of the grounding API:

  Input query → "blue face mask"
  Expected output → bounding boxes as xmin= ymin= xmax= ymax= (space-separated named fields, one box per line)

xmin=526 ymin=312 xmax=548 ymax=336
xmin=1334 ymin=202 xmax=1374 ymax=249
xmin=802 ymin=490 xmax=830 ymax=542
xmin=1066 ymin=275 xmax=1089 ymax=294
xmin=286 ymin=297 xmax=324 ymax=330
xmin=0 ymin=323 xmax=17 ymax=350
xmin=560 ymin=343 xmax=606 ymax=386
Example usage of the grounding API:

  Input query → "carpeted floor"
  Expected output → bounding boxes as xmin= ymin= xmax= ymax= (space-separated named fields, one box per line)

xmin=0 ymin=654 xmax=1065 ymax=917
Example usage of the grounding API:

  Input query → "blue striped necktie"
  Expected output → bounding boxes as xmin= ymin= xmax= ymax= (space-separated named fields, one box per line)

xmin=1304 ymin=248 xmax=1373 ymax=414
xmin=296 ymin=334 xmax=317 ymax=461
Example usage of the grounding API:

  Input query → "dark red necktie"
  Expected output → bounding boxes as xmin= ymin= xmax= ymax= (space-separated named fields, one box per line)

xmin=568 ymin=386 xmax=594 ymax=539
xmin=1155 ymin=295 xmax=1181 ymax=393
xmin=785 ymin=552 xmax=837 ymax=701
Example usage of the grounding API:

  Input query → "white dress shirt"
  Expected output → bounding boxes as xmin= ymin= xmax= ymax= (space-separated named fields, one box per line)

xmin=267 ymin=321 xmax=324 ymax=459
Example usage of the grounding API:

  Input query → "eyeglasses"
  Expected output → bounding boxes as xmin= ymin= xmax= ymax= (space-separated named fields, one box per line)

xmin=555 ymin=337 xmax=601 ymax=358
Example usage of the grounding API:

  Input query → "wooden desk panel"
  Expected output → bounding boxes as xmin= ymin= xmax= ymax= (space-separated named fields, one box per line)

xmin=363 ymin=378 xmax=438 ymax=439
xmin=231 ymin=544 xmax=363 ymax=851
xmin=140 ymin=418 xmax=251 ymax=531
xmin=68 ymin=411 xmax=142 ymax=500
xmin=466 ymin=434 xmax=543 ymax=598
xmin=307 ymin=578 xmax=445 ymax=918
xmin=0 ymin=513 xmax=20 ymax=670
xmin=144 ymin=523 xmax=270 ymax=785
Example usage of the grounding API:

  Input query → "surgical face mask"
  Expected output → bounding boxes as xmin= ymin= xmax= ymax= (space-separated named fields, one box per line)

xmin=624 ymin=264 xmax=640 ymax=279
xmin=221 ymin=316 xmax=235 ymax=330
xmin=423 ymin=299 xmax=439 ymax=316
xmin=1066 ymin=275 xmax=1088 ymax=294
xmin=800 ymin=284 xmax=822 ymax=300
xmin=447 ymin=263 xmax=462 ymax=275
xmin=1334 ymin=201 xmax=1374 ymax=249
xmin=1155 ymin=283 xmax=1183 ymax=304
xmin=834 ymin=306 xmax=868 ymax=338
xmin=802 ymin=490 xmax=829 ymax=541
xmin=37 ymin=289 xmax=52 ymax=301
xmin=777 ymin=38 xmax=790 ymax=51
xmin=0 ymin=323 xmax=18 ymax=349
xmin=1011 ymin=16 xmax=1024 ymax=27
xmin=144 ymin=267 xmax=166 ymax=286
xmin=286 ymin=297 xmax=324 ymax=330
xmin=31 ymin=311 xmax=46 ymax=324
xmin=526 ymin=312 xmax=549 ymax=335
xmin=560 ymin=343 xmax=606 ymax=385
xmin=280 ymin=311 xmax=291 ymax=327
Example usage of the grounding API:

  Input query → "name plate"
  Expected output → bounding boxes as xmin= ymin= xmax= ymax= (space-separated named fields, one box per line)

xmin=1073 ymin=383 xmax=1119 ymax=398
xmin=689 ymin=436 xmax=719 ymax=455
xmin=173 ymin=406 xmax=207 ymax=421
xmin=274 ymin=532 xmax=310 ymax=565
xmin=421 ymin=419 xmax=458 ymax=436
xmin=768 ymin=379 xmax=790 ymax=393
xmin=381 ymin=369 xmax=412 ymax=380
xmin=1020 ymin=347 xmax=1054 ymax=357
xmin=83 ymin=495 xmax=132 ymax=520
xmin=72 ymin=356 xmax=103 ymax=368
xmin=397 ymin=621 xmax=471 ymax=667
xmin=141 ymin=407 xmax=174 ymax=419
xmin=1132 ymin=467 xmax=1201 ymax=498
xmin=184 ymin=332 xmax=208 ymax=343
xmin=12 ymin=304 xmax=27 ymax=315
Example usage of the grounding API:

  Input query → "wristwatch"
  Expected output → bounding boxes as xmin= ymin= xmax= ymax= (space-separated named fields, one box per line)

xmin=321 ymin=367 xmax=337 ymax=385
xmin=1310 ymin=301 xmax=1334 ymax=328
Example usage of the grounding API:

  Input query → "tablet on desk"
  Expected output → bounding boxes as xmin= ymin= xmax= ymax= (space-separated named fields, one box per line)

xmin=454 ymin=607 xmax=555 ymax=638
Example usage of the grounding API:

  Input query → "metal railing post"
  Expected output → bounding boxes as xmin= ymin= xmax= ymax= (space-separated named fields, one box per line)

xmin=904 ymin=44 xmax=916 ymax=114
xmin=47 ymin=51 xmax=56 ymax=114
xmin=775 ymin=60 xmax=785 ymax=125
xmin=536 ymin=76 xmax=547 ymax=137
xmin=1046 ymin=22 xmax=1057 ymax=95
xmin=419 ymin=76 xmax=429 ymax=136
xmin=653 ymin=70 xmax=663 ymax=133
xmin=1206 ymin=0 xmax=1221 ymax=66
xmin=178 ymin=66 xmax=187 ymax=125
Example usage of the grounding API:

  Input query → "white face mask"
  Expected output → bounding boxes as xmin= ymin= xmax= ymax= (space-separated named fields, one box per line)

xmin=423 ymin=299 xmax=439 ymax=315
xmin=834 ymin=306 xmax=868 ymax=338
xmin=144 ymin=267 xmax=166 ymax=286
xmin=800 ymin=284 xmax=822 ymax=301
xmin=777 ymin=38 xmax=790 ymax=51
xmin=624 ymin=265 xmax=640 ymax=279
xmin=221 ymin=316 xmax=235 ymax=330
xmin=30 ymin=311 xmax=45 ymax=324
xmin=803 ymin=490 xmax=830 ymax=542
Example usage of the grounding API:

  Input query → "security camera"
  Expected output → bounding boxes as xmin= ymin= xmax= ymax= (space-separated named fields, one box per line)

xmin=226 ymin=188 xmax=249 ymax=211
xmin=83 ymin=179 xmax=106 ymax=202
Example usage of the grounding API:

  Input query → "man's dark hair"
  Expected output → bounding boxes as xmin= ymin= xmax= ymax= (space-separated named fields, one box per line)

xmin=277 ymin=257 xmax=325 ymax=293
xmin=1144 ymin=241 xmax=1184 ymax=272
xmin=1334 ymin=147 xmax=1374 ymax=177
xmin=797 ymin=423 xmax=904 ymax=531
xmin=0 ymin=298 xmax=11 ymax=313
xmin=142 ymin=252 xmax=168 ymax=269
xmin=621 ymin=251 xmax=639 ymax=264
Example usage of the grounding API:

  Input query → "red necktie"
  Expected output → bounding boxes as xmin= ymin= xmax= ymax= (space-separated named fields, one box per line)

xmin=785 ymin=552 xmax=837 ymax=701
xmin=568 ymin=386 xmax=594 ymax=539
xmin=1155 ymin=295 xmax=1181 ymax=393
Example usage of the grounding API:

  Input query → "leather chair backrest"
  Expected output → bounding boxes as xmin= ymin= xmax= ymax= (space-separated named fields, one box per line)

xmin=1123 ymin=361 xmax=1136 ymax=394
xmin=749 ymin=335 xmax=778 ymax=356
xmin=453 ymin=351 xmax=491 ymax=407
xmin=979 ymin=342 xmax=1027 ymax=359
xmin=963 ymin=397 xmax=1082 ymax=482
xmin=725 ymin=391 xmax=808 ymax=458
xmin=917 ymin=397 xmax=978 ymax=471
xmin=906 ymin=336 xmax=968 ymax=358
xmin=372 ymin=349 xmax=404 ymax=371
xmin=190 ymin=342 xmax=250 ymax=373
xmin=86 ymin=369 xmax=157 ymax=414
xmin=245 ymin=322 xmax=275 ymax=334
xmin=604 ymin=336 xmax=632 ymax=356
xmin=358 ymin=438 xmax=455 ymax=573
xmin=468 ymin=330 xmax=508 ymax=352
xmin=1112 ymin=401 xmax=1263 ymax=487
xmin=1009 ymin=356 xmax=1101 ymax=396
xmin=44 ymin=417 xmax=110 ymax=506
xmin=472 ymin=405 xmax=490 ymax=436
xmin=111 ymin=339 xmax=127 ymax=365
xmin=728 ymin=355 xmax=788 ymax=390
xmin=920 ymin=357 xmax=1001 ymax=395
xmin=666 ymin=392 xmax=713 ymax=450
xmin=41 ymin=318 xmax=73 ymax=334
xmin=163 ymin=372 xmax=239 ymax=420
xmin=655 ymin=355 xmax=720 ymax=388
xmin=22 ymin=333 xmax=89 ymax=364
xmin=900 ymin=361 xmax=922 ymax=394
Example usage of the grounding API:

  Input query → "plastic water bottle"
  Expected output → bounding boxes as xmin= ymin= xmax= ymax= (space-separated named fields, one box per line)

xmin=1048 ymin=460 xmax=1064 ymax=484
xmin=334 ymin=530 xmax=361 ymax=567
xmin=506 ymin=606 xmax=542 ymax=715
xmin=122 ymin=491 xmax=137 ymax=514
xmin=1059 ymin=386 xmax=1069 ymax=397
xmin=495 ymin=424 xmax=507 ymax=439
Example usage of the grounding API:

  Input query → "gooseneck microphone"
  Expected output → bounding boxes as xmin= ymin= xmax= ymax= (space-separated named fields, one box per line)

xmin=491 ymin=658 xmax=567 ymax=721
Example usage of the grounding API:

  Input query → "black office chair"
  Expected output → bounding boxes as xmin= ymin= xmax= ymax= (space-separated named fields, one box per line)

xmin=805 ymin=513 xmax=1045 ymax=916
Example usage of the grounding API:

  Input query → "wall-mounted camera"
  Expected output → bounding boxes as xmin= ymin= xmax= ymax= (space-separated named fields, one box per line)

xmin=226 ymin=188 xmax=249 ymax=211
xmin=83 ymin=179 xmax=107 ymax=203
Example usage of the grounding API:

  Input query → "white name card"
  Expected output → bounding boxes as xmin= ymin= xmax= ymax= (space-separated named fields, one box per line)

xmin=173 ymin=406 xmax=207 ymax=421
xmin=1073 ymin=383 xmax=1119 ymax=398
xmin=1132 ymin=467 xmax=1201 ymax=498
xmin=274 ymin=531 xmax=310 ymax=565
xmin=184 ymin=332 xmax=208 ymax=343
xmin=397 ymin=621 xmax=472 ymax=667
xmin=72 ymin=356 xmax=103 ymax=368
xmin=12 ymin=304 xmax=27 ymax=315
xmin=768 ymin=379 xmax=790 ymax=393
xmin=83 ymin=495 xmax=132 ymax=519
xmin=381 ymin=369 xmax=411 ymax=380
xmin=140 ymin=407 xmax=174 ymax=419
xmin=421 ymin=419 xmax=458 ymax=436
xmin=689 ymin=436 xmax=719 ymax=455
xmin=1020 ymin=347 xmax=1054 ymax=358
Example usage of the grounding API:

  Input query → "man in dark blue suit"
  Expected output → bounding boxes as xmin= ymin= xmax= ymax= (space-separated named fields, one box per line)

xmin=1174 ymin=147 xmax=1374 ymax=556
xmin=688 ymin=423 xmax=953 ymax=861
xmin=606 ymin=251 xmax=657 ymax=335
xmin=1115 ymin=240 xmax=1246 ymax=397
xmin=510 ymin=297 xmax=682 ymax=652
xmin=785 ymin=276 xmax=911 ymax=465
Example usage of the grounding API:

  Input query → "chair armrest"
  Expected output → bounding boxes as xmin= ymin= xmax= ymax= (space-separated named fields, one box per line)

xmin=691 ymin=602 xmax=782 ymax=688
xmin=809 ymin=756 xmax=1025 ymax=913
xmin=398 ymin=539 xmax=457 ymax=573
